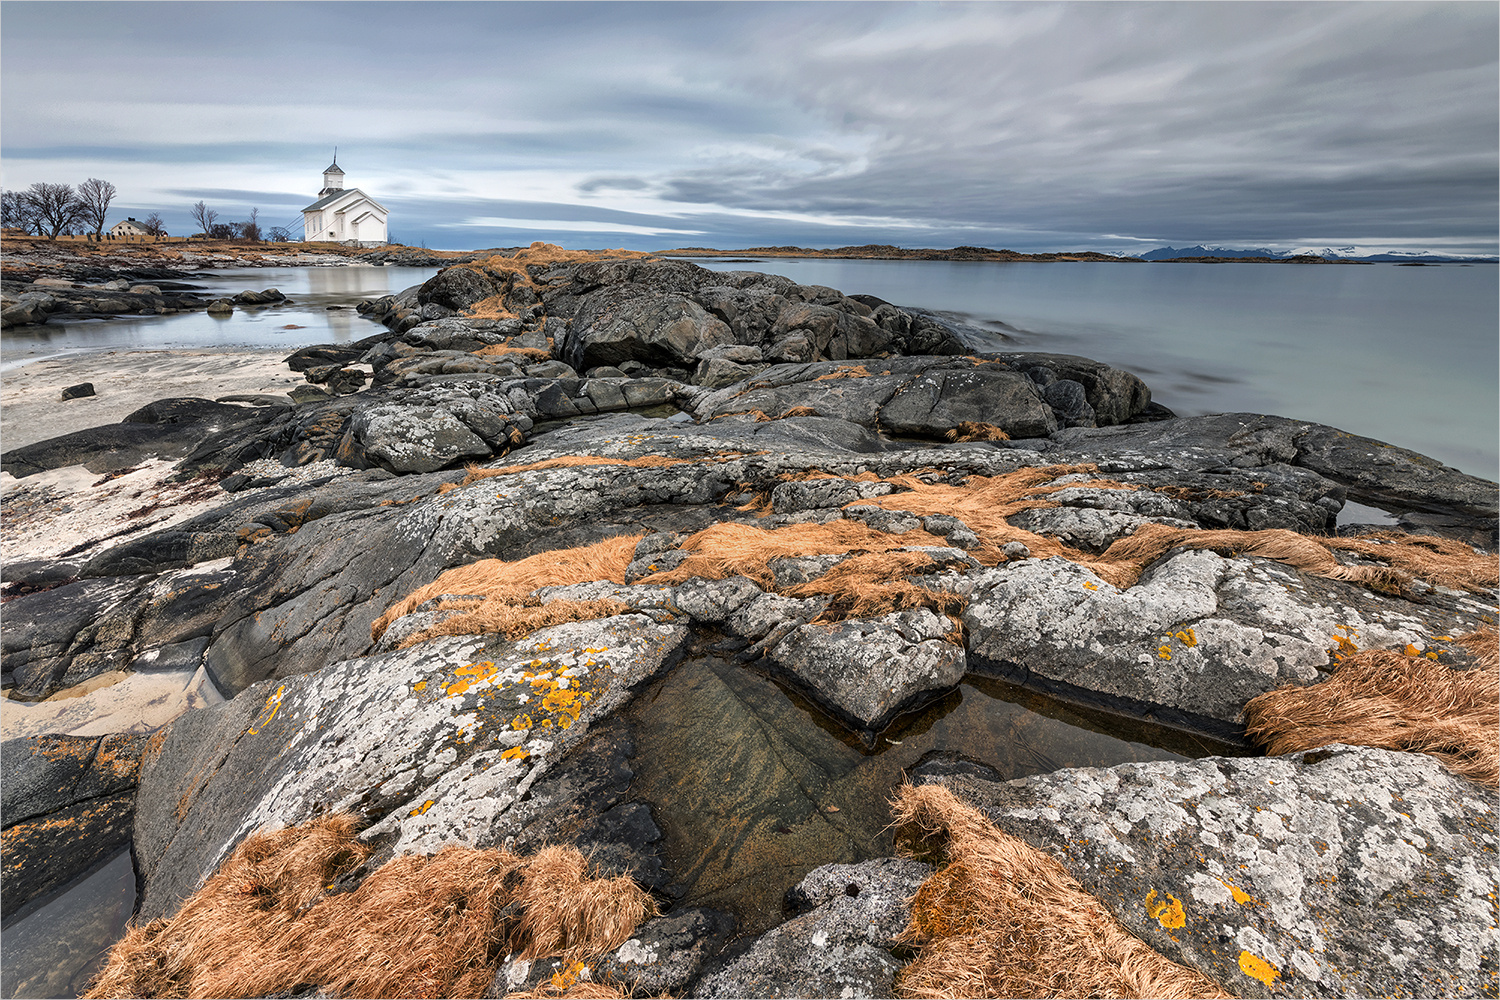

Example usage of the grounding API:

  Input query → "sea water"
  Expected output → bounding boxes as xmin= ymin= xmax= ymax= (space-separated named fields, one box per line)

xmin=3 ymin=259 xmax=1493 ymax=480
xmin=692 ymin=258 xmax=1499 ymax=482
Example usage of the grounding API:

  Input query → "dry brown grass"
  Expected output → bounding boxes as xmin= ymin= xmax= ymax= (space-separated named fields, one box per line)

xmin=892 ymin=784 xmax=1231 ymax=1000
xmin=944 ymin=421 xmax=1011 ymax=442
xmin=1243 ymin=628 xmax=1499 ymax=785
xmin=383 ymin=462 xmax=1495 ymax=650
xmin=371 ymin=534 xmax=643 ymax=643
xmin=84 ymin=816 xmax=651 ymax=1000
xmin=849 ymin=466 xmax=1498 ymax=595
xmin=474 ymin=342 xmax=555 ymax=363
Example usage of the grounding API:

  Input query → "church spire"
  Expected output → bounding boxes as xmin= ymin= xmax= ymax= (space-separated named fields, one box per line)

xmin=320 ymin=151 xmax=345 ymax=197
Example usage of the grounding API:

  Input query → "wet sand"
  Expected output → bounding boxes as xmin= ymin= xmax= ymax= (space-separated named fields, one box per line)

xmin=1 ymin=348 xmax=303 ymax=451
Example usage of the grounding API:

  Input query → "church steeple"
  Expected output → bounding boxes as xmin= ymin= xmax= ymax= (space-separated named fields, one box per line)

xmin=320 ymin=151 xmax=345 ymax=197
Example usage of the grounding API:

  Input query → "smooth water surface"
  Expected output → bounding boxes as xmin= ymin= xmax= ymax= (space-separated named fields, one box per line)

xmin=692 ymin=258 xmax=1499 ymax=481
xmin=1 ymin=265 xmax=440 ymax=363
xmin=629 ymin=654 xmax=1240 ymax=937
xmin=1 ymin=849 xmax=136 ymax=999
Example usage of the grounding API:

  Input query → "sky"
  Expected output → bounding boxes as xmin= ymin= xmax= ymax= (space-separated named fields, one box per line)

xmin=2 ymin=1 xmax=1496 ymax=254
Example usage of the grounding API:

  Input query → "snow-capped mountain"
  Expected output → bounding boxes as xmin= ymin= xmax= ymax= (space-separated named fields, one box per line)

xmin=1141 ymin=244 xmax=1497 ymax=263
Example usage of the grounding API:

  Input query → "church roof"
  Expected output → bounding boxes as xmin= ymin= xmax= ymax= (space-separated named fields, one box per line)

xmin=301 ymin=187 xmax=387 ymax=214
xmin=323 ymin=160 xmax=344 ymax=175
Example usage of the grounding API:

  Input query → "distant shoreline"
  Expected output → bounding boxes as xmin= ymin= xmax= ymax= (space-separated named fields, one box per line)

xmin=653 ymin=244 xmax=1387 ymax=264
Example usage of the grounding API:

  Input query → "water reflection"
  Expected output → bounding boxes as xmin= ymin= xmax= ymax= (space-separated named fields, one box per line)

xmin=1 ymin=849 xmax=136 ymax=999
xmin=627 ymin=655 xmax=1236 ymax=937
xmin=1 ymin=265 xmax=439 ymax=359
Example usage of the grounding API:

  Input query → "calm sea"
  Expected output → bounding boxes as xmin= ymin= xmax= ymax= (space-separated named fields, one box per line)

xmin=3 ymin=259 xmax=1494 ymax=481
xmin=692 ymin=258 xmax=1499 ymax=483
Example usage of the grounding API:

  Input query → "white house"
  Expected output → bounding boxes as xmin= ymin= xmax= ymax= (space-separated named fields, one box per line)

xmin=301 ymin=157 xmax=388 ymax=245
xmin=109 ymin=217 xmax=156 ymax=237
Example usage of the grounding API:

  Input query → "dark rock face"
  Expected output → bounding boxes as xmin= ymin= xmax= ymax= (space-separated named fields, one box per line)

xmin=1 ymin=732 xmax=154 ymax=917
xmin=60 ymin=382 xmax=96 ymax=400
xmin=690 ymin=354 xmax=1154 ymax=439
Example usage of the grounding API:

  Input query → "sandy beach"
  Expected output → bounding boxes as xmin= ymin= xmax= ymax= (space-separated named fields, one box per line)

xmin=1 ymin=348 xmax=304 ymax=451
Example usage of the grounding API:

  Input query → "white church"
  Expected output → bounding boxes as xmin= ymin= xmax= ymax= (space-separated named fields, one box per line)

xmin=301 ymin=156 xmax=388 ymax=245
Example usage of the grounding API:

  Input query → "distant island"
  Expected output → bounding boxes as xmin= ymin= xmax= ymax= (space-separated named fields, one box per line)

xmin=657 ymin=243 xmax=1495 ymax=263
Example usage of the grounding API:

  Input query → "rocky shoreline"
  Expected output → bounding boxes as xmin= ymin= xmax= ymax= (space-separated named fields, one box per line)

xmin=2 ymin=242 xmax=1496 ymax=998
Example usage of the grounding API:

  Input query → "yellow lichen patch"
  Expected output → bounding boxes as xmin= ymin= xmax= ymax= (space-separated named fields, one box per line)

xmin=500 ymin=747 xmax=530 ymax=761
xmin=1145 ymin=889 xmax=1187 ymax=929
xmin=413 ymin=680 xmax=427 ymax=693
xmin=1218 ymin=879 xmax=1255 ymax=906
xmin=247 ymin=685 xmax=286 ymax=736
xmin=444 ymin=661 xmax=501 ymax=699
xmin=1158 ymin=646 xmax=1172 ymax=661
xmin=409 ymin=800 xmax=435 ymax=817
xmin=1237 ymin=950 xmax=1280 ymax=987
xmin=1174 ymin=628 xmax=1198 ymax=647
xmin=1083 ymin=580 xmax=1099 ymax=591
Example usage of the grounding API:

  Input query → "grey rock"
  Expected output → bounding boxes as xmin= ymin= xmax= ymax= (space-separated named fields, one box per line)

xmin=60 ymin=382 xmax=96 ymax=400
xmin=691 ymin=858 xmax=931 ymax=998
xmin=205 ymin=298 xmax=233 ymax=315
xmin=963 ymin=550 xmax=1492 ymax=737
xmin=768 ymin=609 xmax=966 ymax=731
xmin=919 ymin=746 xmax=1498 ymax=999
xmin=771 ymin=477 xmax=896 ymax=514
xmin=2 ymin=732 xmax=153 ymax=917
xmin=134 ymin=616 xmax=691 ymax=920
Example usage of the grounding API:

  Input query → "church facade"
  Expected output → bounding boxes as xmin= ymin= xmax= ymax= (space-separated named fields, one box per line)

xmin=301 ymin=157 xmax=388 ymax=245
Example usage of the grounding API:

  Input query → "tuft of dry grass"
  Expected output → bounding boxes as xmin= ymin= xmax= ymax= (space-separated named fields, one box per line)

xmin=891 ymin=784 xmax=1231 ymax=1000
xmin=371 ymin=534 xmax=643 ymax=643
xmin=474 ymin=342 xmax=555 ymax=363
xmin=84 ymin=815 xmax=652 ymax=1000
xmin=1243 ymin=628 xmax=1499 ymax=785
xmin=944 ymin=421 xmax=1011 ymax=442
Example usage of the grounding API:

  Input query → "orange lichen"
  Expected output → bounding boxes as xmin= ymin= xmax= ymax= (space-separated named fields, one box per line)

xmin=1237 ymin=951 xmax=1280 ymax=988
xmin=1145 ymin=890 xmax=1187 ymax=929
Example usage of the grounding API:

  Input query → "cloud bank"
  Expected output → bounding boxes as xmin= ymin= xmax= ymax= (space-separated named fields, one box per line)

xmin=2 ymin=1 xmax=1494 ymax=253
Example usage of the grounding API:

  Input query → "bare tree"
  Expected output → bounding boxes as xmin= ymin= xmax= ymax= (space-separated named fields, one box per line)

xmin=267 ymin=225 xmax=292 ymax=243
xmin=141 ymin=212 xmax=167 ymax=236
xmin=190 ymin=200 xmax=218 ymax=237
xmin=239 ymin=207 xmax=262 ymax=243
xmin=25 ymin=182 xmax=85 ymax=239
xmin=76 ymin=177 xmax=117 ymax=237
xmin=208 ymin=222 xmax=238 ymax=240
xmin=1 ymin=189 xmax=41 ymax=233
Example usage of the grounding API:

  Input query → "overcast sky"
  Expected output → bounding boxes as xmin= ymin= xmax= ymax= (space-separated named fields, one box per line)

xmin=3 ymin=1 xmax=1496 ymax=253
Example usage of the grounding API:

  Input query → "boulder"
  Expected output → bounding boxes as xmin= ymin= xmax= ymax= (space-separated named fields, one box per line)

xmin=769 ymin=611 xmax=967 ymax=733
xmin=60 ymin=382 xmax=95 ymax=400
xmin=691 ymin=858 xmax=931 ymax=998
